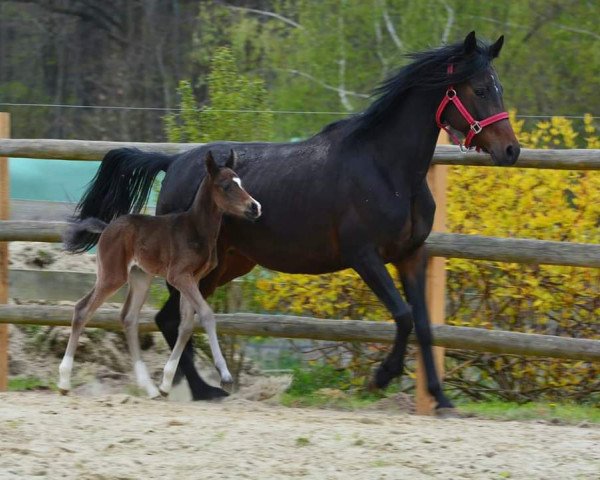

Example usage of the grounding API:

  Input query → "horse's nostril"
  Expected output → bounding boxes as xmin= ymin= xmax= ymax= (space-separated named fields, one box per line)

xmin=251 ymin=203 xmax=258 ymax=214
xmin=506 ymin=144 xmax=520 ymax=163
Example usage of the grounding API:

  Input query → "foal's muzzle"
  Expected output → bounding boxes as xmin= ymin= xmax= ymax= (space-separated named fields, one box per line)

xmin=245 ymin=200 xmax=262 ymax=221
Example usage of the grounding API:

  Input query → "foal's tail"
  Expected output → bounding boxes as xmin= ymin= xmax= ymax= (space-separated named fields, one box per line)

xmin=63 ymin=218 xmax=108 ymax=253
xmin=68 ymin=148 xmax=175 ymax=253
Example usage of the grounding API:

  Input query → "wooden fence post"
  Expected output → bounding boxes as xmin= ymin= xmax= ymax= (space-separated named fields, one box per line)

xmin=0 ymin=112 xmax=10 ymax=391
xmin=415 ymin=132 xmax=449 ymax=415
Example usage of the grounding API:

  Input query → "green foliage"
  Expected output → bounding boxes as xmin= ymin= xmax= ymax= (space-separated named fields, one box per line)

xmin=287 ymin=363 xmax=352 ymax=396
xmin=165 ymin=47 xmax=273 ymax=143
xmin=193 ymin=1 xmax=600 ymax=140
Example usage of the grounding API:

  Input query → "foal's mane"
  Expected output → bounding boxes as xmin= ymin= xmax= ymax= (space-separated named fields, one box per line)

xmin=321 ymin=38 xmax=497 ymax=137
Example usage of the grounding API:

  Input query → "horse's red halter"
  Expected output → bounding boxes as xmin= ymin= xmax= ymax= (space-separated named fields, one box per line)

xmin=435 ymin=64 xmax=509 ymax=152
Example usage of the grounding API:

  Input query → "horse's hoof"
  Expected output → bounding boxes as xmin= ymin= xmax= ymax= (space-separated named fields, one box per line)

xmin=192 ymin=385 xmax=229 ymax=401
xmin=366 ymin=379 xmax=380 ymax=393
xmin=370 ymin=364 xmax=397 ymax=391
xmin=435 ymin=407 xmax=461 ymax=419
xmin=58 ymin=388 xmax=70 ymax=396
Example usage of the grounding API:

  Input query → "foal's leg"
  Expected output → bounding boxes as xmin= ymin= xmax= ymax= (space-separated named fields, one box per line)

xmin=120 ymin=267 xmax=159 ymax=398
xmin=158 ymin=296 xmax=197 ymax=395
xmin=58 ymin=279 xmax=124 ymax=394
xmin=160 ymin=276 xmax=232 ymax=394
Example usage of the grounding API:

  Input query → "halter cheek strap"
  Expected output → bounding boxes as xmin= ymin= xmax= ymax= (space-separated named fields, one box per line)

xmin=435 ymin=64 xmax=509 ymax=152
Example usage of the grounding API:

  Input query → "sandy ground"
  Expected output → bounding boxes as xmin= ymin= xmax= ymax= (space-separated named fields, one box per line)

xmin=0 ymin=392 xmax=598 ymax=480
xmin=4 ymin=243 xmax=600 ymax=479
xmin=9 ymin=242 xmax=97 ymax=272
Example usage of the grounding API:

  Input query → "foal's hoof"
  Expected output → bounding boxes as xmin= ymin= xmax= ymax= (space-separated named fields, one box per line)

xmin=220 ymin=380 xmax=235 ymax=393
xmin=58 ymin=388 xmax=70 ymax=396
xmin=435 ymin=407 xmax=462 ymax=419
xmin=158 ymin=388 xmax=169 ymax=398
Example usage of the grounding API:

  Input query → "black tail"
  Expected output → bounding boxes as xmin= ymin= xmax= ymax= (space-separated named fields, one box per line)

xmin=63 ymin=218 xmax=108 ymax=253
xmin=69 ymin=148 xmax=174 ymax=253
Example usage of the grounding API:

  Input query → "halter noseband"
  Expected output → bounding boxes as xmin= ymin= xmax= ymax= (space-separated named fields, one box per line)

xmin=435 ymin=64 xmax=509 ymax=152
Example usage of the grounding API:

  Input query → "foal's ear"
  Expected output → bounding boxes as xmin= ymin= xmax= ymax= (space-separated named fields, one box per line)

xmin=205 ymin=151 xmax=220 ymax=178
xmin=489 ymin=35 xmax=504 ymax=59
xmin=225 ymin=149 xmax=237 ymax=170
xmin=463 ymin=31 xmax=477 ymax=55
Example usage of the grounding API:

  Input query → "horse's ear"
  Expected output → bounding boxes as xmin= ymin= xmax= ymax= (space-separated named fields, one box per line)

xmin=489 ymin=35 xmax=504 ymax=59
xmin=226 ymin=149 xmax=237 ymax=170
xmin=205 ymin=151 xmax=220 ymax=178
xmin=463 ymin=31 xmax=477 ymax=54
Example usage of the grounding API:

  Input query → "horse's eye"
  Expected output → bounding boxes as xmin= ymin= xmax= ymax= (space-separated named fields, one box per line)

xmin=474 ymin=89 xmax=486 ymax=98
xmin=222 ymin=183 xmax=232 ymax=191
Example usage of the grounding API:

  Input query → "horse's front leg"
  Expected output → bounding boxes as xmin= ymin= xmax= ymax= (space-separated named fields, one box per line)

xmin=395 ymin=246 xmax=454 ymax=410
xmin=348 ymin=246 xmax=414 ymax=390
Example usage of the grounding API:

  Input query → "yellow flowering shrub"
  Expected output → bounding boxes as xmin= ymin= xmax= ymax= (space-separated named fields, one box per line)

xmin=255 ymin=113 xmax=600 ymax=402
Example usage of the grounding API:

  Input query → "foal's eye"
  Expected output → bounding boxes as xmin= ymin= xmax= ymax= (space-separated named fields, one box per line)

xmin=474 ymin=88 xmax=486 ymax=98
xmin=223 ymin=183 xmax=232 ymax=191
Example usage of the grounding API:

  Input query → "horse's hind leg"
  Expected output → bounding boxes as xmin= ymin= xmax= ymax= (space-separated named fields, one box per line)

xmin=58 ymin=278 xmax=124 ymax=394
xmin=121 ymin=267 xmax=158 ymax=398
xmin=346 ymin=246 xmax=414 ymax=390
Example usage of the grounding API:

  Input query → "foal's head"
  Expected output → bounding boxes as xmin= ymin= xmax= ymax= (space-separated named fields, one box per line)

xmin=205 ymin=150 xmax=262 ymax=221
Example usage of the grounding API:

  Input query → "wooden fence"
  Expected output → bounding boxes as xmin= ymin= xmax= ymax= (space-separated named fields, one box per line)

xmin=1 ymin=129 xmax=599 ymax=414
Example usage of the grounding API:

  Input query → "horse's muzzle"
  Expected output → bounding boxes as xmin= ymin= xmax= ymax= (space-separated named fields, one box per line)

xmin=491 ymin=142 xmax=521 ymax=166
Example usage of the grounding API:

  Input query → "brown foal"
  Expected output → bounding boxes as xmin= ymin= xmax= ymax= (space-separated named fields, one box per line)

xmin=59 ymin=150 xmax=261 ymax=397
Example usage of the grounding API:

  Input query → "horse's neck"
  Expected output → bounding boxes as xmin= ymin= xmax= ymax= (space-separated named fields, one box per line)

xmin=187 ymin=179 xmax=222 ymax=241
xmin=371 ymin=89 xmax=443 ymax=184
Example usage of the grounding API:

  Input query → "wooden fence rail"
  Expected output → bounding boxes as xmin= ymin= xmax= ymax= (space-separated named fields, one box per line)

xmin=1 ymin=305 xmax=599 ymax=362
xmin=1 ymin=139 xmax=600 ymax=170
xmin=2 ymin=220 xmax=600 ymax=268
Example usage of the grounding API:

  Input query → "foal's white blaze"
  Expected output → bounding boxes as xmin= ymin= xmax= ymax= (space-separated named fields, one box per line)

xmin=232 ymin=177 xmax=242 ymax=188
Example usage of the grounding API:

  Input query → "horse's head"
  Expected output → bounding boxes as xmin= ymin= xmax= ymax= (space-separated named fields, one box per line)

xmin=205 ymin=150 xmax=262 ymax=221
xmin=438 ymin=31 xmax=520 ymax=166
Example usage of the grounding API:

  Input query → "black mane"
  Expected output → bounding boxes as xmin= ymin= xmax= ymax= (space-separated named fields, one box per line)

xmin=321 ymin=38 xmax=496 ymax=136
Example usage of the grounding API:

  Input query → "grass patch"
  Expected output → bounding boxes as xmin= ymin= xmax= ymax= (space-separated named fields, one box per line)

xmin=458 ymin=400 xmax=600 ymax=424
xmin=9 ymin=376 xmax=54 ymax=392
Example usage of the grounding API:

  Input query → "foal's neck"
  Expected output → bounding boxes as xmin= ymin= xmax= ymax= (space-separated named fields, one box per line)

xmin=187 ymin=177 xmax=222 ymax=241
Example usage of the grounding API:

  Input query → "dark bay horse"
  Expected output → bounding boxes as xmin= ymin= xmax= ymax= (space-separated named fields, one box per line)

xmin=61 ymin=151 xmax=261 ymax=397
xmin=70 ymin=32 xmax=520 ymax=411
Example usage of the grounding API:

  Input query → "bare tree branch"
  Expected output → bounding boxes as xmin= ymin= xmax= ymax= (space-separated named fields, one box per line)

xmin=336 ymin=6 xmax=353 ymax=112
xmin=373 ymin=14 xmax=389 ymax=75
xmin=380 ymin=0 xmax=403 ymax=50
xmin=8 ymin=0 xmax=128 ymax=46
xmin=280 ymin=68 xmax=369 ymax=100
xmin=440 ymin=0 xmax=455 ymax=44
xmin=224 ymin=4 xmax=304 ymax=30
xmin=553 ymin=24 xmax=600 ymax=41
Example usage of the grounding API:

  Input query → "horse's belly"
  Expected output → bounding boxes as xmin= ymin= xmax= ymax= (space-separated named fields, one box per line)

xmin=227 ymin=224 xmax=345 ymax=274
